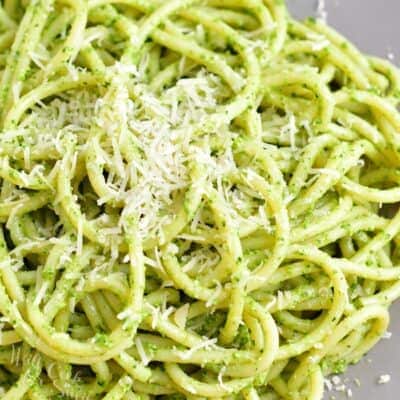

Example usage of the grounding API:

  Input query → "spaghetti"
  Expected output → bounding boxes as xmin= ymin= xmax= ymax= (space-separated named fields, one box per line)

xmin=0 ymin=0 xmax=399 ymax=399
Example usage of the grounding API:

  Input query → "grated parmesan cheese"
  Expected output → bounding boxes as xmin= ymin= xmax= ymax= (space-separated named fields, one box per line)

xmin=324 ymin=379 xmax=333 ymax=391
xmin=382 ymin=331 xmax=392 ymax=339
xmin=316 ymin=0 xmax=328 ymax=22
xmin=34 ymin=282 xmax=48 ymax=306
xmin=331 ymin=376 xmax=341 ymax=385
xmin=378 ymin=374 xmax=391 ymax=384
xmin=281 ymin=114 xmax=298 ymax=152
xmin=179 ymin=338 xmax=218 ymax=360
xmin=135 ymin=337 xmax=150 ymax=366
xmin=217 ymin=366 xmax=229 ymax=391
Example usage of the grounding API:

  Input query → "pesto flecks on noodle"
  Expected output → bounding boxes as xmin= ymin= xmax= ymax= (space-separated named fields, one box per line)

xmin=0 ymin=0 xmax=399 ymax=399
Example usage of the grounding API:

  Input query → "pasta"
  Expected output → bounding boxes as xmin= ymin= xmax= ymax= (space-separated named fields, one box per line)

xmin=0 ymin=0 xmax=399 ymax=398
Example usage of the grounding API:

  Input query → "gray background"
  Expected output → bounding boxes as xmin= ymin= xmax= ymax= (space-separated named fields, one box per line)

xmin=286 ymin=1 xmax=400 ymax=399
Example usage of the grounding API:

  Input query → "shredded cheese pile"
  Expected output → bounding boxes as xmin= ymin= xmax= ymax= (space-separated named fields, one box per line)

xmin=0 ymin=0 xmax=400 ymax=399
